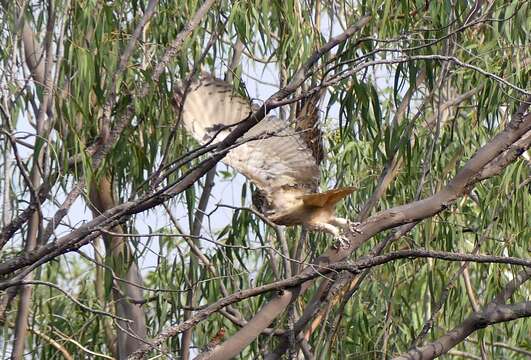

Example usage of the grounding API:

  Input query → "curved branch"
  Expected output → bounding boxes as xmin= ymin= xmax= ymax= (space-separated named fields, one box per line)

xmin=127 ymin=249 xmax=530 ymax=359
xmin=191 ymin=95 xmax=531 ymax=360
xmin=394 ymin=269 xmax=531 ymax=360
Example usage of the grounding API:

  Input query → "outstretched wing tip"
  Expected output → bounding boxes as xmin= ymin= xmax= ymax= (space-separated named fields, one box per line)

xmin=296 ymin=89 xmax=326 ymax=165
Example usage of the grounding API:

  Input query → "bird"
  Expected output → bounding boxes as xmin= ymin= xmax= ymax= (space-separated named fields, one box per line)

xmin=174 ymin=75 xmax=359 ymax=246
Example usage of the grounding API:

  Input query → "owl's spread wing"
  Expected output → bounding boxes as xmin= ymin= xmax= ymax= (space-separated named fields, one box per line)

xmin=296 ymin=90 xmax=325 ymax=165
xmin=178 ymin=76 xmax=320 ymax=192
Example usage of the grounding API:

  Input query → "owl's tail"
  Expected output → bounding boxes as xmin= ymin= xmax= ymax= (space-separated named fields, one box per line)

xmin=301 ymin=186 xmax=356 ymax=208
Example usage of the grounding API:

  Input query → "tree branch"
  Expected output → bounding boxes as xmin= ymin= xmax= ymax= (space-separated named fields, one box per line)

xmin=0 ymin=0 xmax=219 ymax=279
xmin=393 ymin=269 xmax=531 ymax=360
xmin=195 ymin=94 xmax=531 ymax=359
xmin=127 ymin=249 xmax=530 ymax=359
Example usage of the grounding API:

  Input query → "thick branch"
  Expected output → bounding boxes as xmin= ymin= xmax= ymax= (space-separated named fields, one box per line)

xmin=89 ymin=176 xmax=147 ymax=358
xmin=127 ymin=249 xmax=530 ymax=359
xmin=393 ymin=269 xmax=531 ymax=360
xmin=193 ymin=95 xmax=531 ymax=360
xmin=475 ymin=129 xmax=531 ymax=182
xmin=393 ymin=266 xmax=530 ymax=360
xmin=394 ymin=302 xmax=530 ymax=360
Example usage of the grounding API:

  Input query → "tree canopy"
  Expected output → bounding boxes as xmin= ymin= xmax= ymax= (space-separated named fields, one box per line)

xmin=0 ymin=0 xmax=529 ymax=359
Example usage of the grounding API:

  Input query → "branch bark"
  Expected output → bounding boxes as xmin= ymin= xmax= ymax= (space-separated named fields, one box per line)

xmin=127 ymin=249 xmax=531 ymax=359
xmin=12 ymin=2 xmax=56 ymax=356
xmin=89 ymin=176 xmax=147 ymax=359
xmin=393 ymin=269 xmax=531 ymax=360
xmin=195 ymin=94 xmax=531 ymax=360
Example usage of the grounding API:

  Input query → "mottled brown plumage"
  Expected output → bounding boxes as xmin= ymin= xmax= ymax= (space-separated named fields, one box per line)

xmin=175 ymin=75 xmax=357 ymax=242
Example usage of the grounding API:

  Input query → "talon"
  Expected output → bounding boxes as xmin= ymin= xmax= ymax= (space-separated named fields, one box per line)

xmin=348 ymin=221 xmax=362 ymax=234
xmin=334 ymin=235 xmax=351 ymax=249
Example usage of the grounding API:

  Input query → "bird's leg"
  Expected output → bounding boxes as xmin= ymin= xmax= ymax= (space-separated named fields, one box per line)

xmin=330 ymin=217 xmax=362 ymax=234
xmin=312 ymin=222 xmax=341 ymax=237
xmin=311 ymin=222 xmax=350 ymax=249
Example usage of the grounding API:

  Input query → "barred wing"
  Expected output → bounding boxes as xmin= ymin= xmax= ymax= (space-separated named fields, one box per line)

xmin=179 ymin=76 xmax=320 ymax=191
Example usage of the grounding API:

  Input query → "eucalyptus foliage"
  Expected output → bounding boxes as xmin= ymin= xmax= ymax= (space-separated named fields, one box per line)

xmin=0 ymin=0 xmax=529 ymax=359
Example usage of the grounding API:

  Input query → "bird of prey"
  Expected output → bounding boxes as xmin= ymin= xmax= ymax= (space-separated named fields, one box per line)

xmin=175 ymin=75 xmax=358 ymax=245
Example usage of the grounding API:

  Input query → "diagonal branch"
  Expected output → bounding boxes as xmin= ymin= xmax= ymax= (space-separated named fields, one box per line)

xmin=99 ymin=0 xmax=159 ymax=143
xmin=189 ymin=95 xmax=531 ymax=360
xmin=410 ymin=177 xmax=530 ymax=347
xmin=89 ymin=0 xmax=218 ymax=169
xmin=0 ymin=0 xmax=218 ymax=279
xmin=127 ymin=249 xmax=530 ymax=359
xmin=394 ymin=302 xmax=531 ymax=360
xmin=393 ymin=268 xmax=531 ymax=360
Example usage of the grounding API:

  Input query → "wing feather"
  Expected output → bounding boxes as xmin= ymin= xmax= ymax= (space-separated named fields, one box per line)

xmin=180 ymin=76 xmax=320 ymax=192
xmin=296 ymin=90 xmax=325 ymax=165
xmin=224 ymin=117 xmax=319 ymax=189
xmin=181 ymin=77 xmax=251 ymax=143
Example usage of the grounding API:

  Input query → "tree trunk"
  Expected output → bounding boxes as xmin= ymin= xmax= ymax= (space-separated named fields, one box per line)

xmin=90 ymin=176 xmax=147 ymax=359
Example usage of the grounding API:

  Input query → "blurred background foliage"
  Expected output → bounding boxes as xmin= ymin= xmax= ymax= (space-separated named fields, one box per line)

xmin=0 ymin=0 xmax=529 ymax=359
